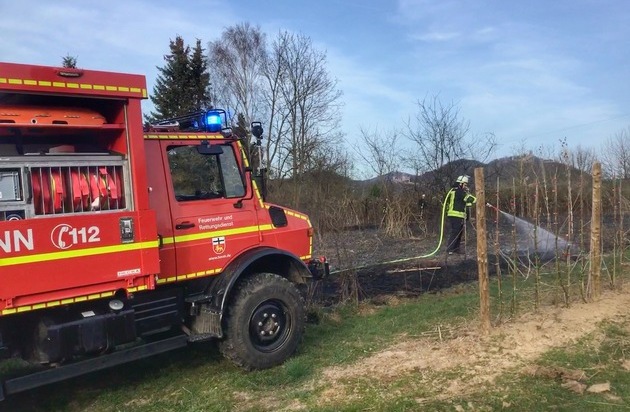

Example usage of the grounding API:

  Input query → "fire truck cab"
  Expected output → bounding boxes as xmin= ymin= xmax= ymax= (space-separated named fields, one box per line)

xmin=0 ymin=62 xmax=326 ymax=399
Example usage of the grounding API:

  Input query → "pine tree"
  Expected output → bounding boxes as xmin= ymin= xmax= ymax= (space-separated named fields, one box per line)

xmin=61 ymin=55 xmax=78 ymax=68
xmin=148 ymin=36 xmax=211 ymax=122
xmin=190 ymin=39 xmax=211 ymax=111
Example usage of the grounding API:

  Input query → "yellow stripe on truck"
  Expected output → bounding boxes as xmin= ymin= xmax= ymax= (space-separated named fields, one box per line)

xmin=1 ymin=281 xmax=151 ymax=316
xmin=156 ymin=268 xmax=222 ymax=285
xmin=161 ymin=224 xmax=274 ymax=245
xmin=2 ymin=290 xmax=116 ymax=316
xmin=0 ymin=77 xmax=146 ymax=97
xmin=143 ymin=134 xmax=225 ymax=140
xmin=0 ymin=240 xmax=159 ymax=267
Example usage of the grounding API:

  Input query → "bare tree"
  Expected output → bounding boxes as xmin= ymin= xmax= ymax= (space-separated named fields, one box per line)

xmin=568 ymin=144 xmax=598 ymax=174
xmin=405 ymin=95 xmax=496 ymax=190
xmin=601 ymin=127 xmax=630 ymax=178
xmin=209 ymin=23 xmax=267 ymax=134
xmin=356 ymin=127 xmax=401 ymax=181
xmin=355 ymin=128 xmax=411 ymax=236
xmin=260 ymin=33 xmax=292 ymax=178
xmin=269 ymin=31 xmax=343 ymax=204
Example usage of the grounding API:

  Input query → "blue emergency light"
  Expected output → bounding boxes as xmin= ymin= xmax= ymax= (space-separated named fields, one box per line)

xmin=206 ymin=110 xmax=223 ymax=132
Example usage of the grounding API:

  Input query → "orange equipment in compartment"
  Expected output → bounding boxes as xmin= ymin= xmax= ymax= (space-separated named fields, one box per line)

xmin=87 ymin=167 xmax=120 ymax=210
xmin=31 ymin=169 xmax=65 ymax=214
xmin=70 ymin=170 xmax=91 ymax=211
xmin=0 ymin=106 xmax=106 ymax=126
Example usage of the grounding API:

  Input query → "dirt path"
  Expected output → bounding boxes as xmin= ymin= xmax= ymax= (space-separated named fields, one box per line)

xmin=320 ymin=288 xmax=630 ymax=403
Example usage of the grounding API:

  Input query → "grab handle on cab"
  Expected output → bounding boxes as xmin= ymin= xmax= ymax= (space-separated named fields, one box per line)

xmin=175 ymin=222 xmax=195 ymax=230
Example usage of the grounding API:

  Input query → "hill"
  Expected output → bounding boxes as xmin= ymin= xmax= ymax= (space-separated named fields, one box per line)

xmin=358 ymin=155 xmax=589 ymax=190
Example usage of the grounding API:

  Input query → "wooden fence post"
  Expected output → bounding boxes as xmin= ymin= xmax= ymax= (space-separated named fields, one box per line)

xmin=590 ymin=162 xmax=602 ymax=300
xmin=475 ymin=168 xmax=490 ymax=333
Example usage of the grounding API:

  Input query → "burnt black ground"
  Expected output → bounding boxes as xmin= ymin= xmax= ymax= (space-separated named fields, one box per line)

xmin=310 ymin=227 xmax=487 ymax=306
xmin=308 ymin=209 xmax=600 ymax=307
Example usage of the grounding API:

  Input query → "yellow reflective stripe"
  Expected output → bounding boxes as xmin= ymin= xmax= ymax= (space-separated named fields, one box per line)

xmin=162 ymin=236 xmax=175 ymax=245
xmin=252 ymin=180 xmax=265 ymax=208
xmin=156 ymin=267 xmax=221 ymax=285
xmin=286 ymin=210 xmax=309 ymax=221
xmin=161 ymin=212 xmax=312 ymax=248
xmin=446 ymin=189 xmax=455 ymax=212
xmin=162 ymin=224 xmax=276 ymax=246
xmin=2 ymin=290 xmax=116 ymax=315
xmin=0 ymin=77 xmax=146 ymax=97
xmin=143 ymin=134 xmax=224 ymax=140
xmin=0 ymin=240 xmax=159 ymax=267
xmin=237 ymin=140 xmax=250 ymax=167
xmin=174 ymin=224 xmax=273 ymax=243
xmin=448 ymin=211 xmax=466 ymax=218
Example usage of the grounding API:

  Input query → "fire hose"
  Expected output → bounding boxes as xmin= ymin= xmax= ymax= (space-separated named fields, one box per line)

xmin=327 ymin=197 xmax=498 ymax=274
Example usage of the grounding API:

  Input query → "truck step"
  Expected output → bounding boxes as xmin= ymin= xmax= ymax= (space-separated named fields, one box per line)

xmin=0 ymin=334 xmax=188 ymax=400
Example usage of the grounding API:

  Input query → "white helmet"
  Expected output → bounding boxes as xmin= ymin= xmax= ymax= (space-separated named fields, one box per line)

xmin=456 ymin=175 xmax=469 ymax=184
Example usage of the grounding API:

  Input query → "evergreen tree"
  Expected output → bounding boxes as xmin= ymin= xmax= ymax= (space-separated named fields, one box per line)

xmin=190 ymin=39 xmax=211 ymax=111
xmin=61 ymin=55 xmax=78 ymax=68
xmin=149 ymin=36 xmax=211 ymax=122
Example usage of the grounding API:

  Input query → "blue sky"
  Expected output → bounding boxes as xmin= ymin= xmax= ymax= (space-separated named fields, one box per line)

xmin=2 ymin=0 xmax=629 ymax=161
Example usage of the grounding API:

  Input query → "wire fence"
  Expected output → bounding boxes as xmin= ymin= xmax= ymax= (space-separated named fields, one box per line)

xmin=307 ymin=161 xmax=629 ymax=332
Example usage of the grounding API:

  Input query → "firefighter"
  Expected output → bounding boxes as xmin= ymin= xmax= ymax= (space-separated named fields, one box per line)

xmin=445 ymin=175 xmax=476 ymax=254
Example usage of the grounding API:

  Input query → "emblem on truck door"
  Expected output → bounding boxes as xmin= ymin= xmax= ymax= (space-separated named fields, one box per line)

xmin=212 ymin=236 xmax=225 ymax=254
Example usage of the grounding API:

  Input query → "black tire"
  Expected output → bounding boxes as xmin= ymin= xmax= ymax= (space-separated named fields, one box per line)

xmin=219 ymin=273 xmax=305 ymax=370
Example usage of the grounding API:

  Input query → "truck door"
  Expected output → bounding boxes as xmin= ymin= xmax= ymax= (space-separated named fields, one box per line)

xmin=161 ymin=140 xmax=260 ymax=278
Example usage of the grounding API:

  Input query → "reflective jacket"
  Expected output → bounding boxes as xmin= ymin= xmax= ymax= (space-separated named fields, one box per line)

xmin=446 ymin=185 xmax=477 ymax=219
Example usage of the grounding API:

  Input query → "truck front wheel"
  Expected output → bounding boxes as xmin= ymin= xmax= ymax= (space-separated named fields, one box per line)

xmin=220 ymin=273 xmax=305 ymax=370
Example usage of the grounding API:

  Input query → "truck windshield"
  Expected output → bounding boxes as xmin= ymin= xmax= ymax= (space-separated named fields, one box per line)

xmin=167 ymin=144 xmax=245 ymax=201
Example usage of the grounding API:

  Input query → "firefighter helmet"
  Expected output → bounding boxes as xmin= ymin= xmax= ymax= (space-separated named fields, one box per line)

xmin=456 ymin=175 xmax=469 ymax=184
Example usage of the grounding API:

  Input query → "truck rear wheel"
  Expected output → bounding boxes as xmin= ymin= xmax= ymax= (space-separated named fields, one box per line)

xmin=220 ymin=273 xmax=305 ymax=370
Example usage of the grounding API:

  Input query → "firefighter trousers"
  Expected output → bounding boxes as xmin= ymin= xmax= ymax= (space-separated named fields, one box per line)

xmin=446 ymin=216 xmax=465 ymax=253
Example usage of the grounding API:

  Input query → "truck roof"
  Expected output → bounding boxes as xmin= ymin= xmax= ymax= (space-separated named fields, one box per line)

xmin=0 ymin=62 xmax=147 ymax=100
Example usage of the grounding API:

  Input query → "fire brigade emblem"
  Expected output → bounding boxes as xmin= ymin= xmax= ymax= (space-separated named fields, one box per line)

xmin=212 ymin=236 xmax=226 ymax=254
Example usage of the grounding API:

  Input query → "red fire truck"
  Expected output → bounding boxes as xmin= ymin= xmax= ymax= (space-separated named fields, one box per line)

xmin=0 ymin=62 xmax=327 ymax=399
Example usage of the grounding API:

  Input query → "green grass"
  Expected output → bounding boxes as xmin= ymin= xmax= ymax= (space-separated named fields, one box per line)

xmin=2 ymin=265 xmax=630 ymax=411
